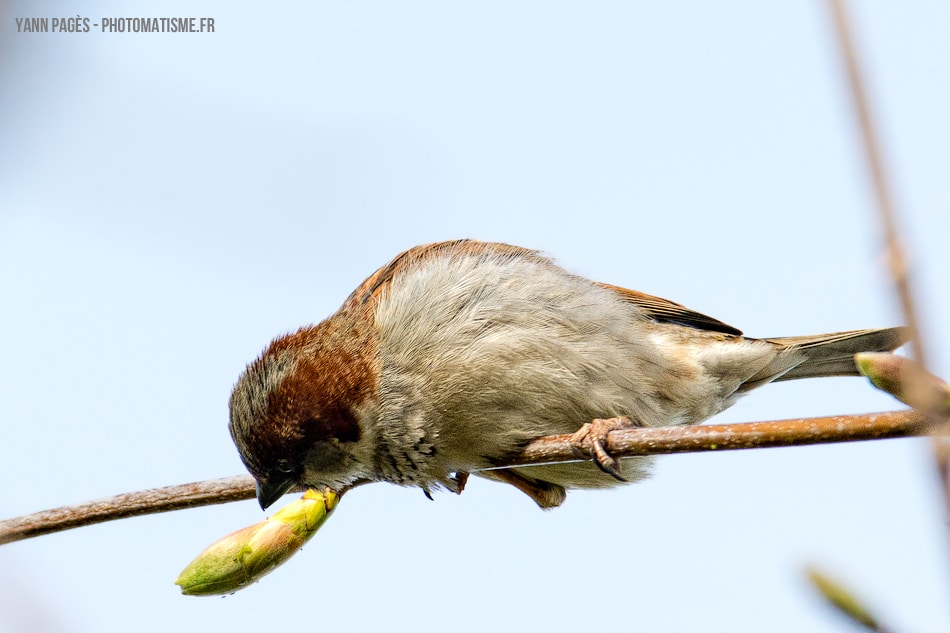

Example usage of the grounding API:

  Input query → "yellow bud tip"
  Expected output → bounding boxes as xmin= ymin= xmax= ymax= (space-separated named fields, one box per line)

xmin=175 ymin=488 xmax=339 ymax=596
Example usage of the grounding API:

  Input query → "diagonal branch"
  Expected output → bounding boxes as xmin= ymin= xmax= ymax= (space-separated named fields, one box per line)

xmin=0 ymin=476 xmax=258 ymax=545
xmin=0 ymin=409 xmax=933 ymax=546
xmin=826 ymin=0 xmax=950 ymax=539
xmin=826 ymin=0 xmax=927 ymax=370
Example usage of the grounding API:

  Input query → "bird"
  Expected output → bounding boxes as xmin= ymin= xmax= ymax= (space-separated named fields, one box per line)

xmin=228 ymin=239 xmax=906 ymax=510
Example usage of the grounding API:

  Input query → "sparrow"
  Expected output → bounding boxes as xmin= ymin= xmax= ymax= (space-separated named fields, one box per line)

xmin=229 ymin=240 xmax=906 ymax=510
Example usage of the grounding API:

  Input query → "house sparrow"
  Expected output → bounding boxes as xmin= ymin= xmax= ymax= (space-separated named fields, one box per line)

xmin=229 ymin=240 xmax=906 ymax=510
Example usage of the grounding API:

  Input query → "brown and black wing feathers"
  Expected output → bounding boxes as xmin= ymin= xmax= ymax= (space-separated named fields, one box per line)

xmin=344 ymin=240 xmax=743 ymax=337
xmin=596 ymin=283 xmax=743 ymax=336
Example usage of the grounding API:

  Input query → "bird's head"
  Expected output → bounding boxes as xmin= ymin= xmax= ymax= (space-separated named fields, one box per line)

xmin=228 ymin=323 xmax=376 ymax=509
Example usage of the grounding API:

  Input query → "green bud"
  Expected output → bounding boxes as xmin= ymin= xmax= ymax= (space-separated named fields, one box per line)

xmin=855 ymin=352 xmax=950 ymax=416
xmin=175 ymin=489 xmax=339 ymax=596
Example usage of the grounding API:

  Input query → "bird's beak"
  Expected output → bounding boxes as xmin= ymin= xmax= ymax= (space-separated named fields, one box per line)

xmin=256 ymin=475 xmax=297 ymax=510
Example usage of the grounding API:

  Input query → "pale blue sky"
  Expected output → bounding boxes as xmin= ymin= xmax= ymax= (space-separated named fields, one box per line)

xmin=1 ymin=2 xmax=949 ymax=632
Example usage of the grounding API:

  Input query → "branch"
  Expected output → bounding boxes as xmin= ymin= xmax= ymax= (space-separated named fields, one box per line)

xmin=0 ymin=409 xmax=933 ymax=546
xmin=0 ymin=475 xmax=257 ymax=545
xmin=826 ymin=0 xmax=927 ymax=369
xmin=492 ymin=410 xmax=932 ymax=468
xmin=827 ymin=0 xmax=950 ymax=536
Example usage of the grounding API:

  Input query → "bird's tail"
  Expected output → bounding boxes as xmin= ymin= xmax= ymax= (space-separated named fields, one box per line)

xmin=765 ymin=326 xmax=909 ymax=382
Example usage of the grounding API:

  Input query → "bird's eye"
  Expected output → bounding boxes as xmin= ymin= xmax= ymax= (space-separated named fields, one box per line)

xmin=276 ymin=458 xmax=295 ymax=474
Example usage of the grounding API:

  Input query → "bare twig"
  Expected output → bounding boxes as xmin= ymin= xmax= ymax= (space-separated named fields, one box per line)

xmin=0 ymin=410 xmax=933 ymax=546
xmin=0 ymin=476 xmax=256 ymax=545
xmin=826 ymin=0 xmax=926 ymax=369
xmin=826 ymin=0 xmax=950 ymax=530
xmin=493 ymin=410 xmax=931 ymax=468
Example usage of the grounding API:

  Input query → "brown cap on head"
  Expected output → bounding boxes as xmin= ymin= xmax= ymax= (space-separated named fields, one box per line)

xmin=229 ymin=322 xmax=376 ymax=509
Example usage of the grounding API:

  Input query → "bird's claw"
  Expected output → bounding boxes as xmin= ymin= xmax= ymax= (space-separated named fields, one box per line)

xmin=570 ymin=416 xmax=640 ymax=481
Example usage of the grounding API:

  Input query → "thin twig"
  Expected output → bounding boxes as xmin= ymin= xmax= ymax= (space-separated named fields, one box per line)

xmin=493 ymin=410 xmax=931 ymax=468
xmin=0 ymin=410 xmax=933 ymax=546
xmin=0 ymin=476 xmax=257 ymax=545
xmin=826 ymin=0 xmax=950 ymax=530
xmin=826 ymin=0 xmax=926 ymax=369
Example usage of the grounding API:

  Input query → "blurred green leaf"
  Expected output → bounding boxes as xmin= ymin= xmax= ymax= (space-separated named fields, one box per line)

xmin=806 ymin=566 xmax=886 ymax=632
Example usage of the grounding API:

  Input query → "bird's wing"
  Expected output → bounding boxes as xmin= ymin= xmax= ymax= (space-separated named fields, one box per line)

xmin=343 ymin=240 xmax=539 ymax=308
xmin=344 ymin=240 xmax=744 ymax=337
xmin=596 ymin=283 xmax=743 ymax=336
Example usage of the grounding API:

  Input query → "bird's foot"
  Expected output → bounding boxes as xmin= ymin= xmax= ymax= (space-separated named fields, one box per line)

xmin=570 ymin=416 xmax=642 ymax=481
